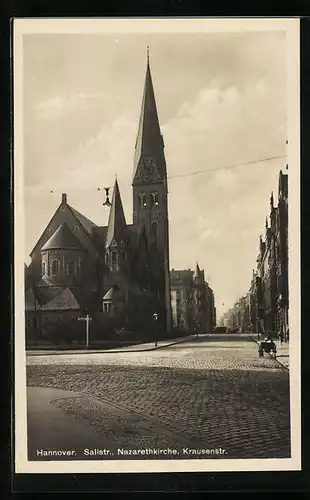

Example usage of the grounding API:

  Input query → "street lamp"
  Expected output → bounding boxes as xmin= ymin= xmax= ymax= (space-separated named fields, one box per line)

xmin=153 ymin=312 xmax=158 ymax=346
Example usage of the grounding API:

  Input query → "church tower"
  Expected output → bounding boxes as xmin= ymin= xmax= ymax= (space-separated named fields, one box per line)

xmin=132 ymin=49 xmax=172 ymax=334
xmin=105 ymin=178 xmax=128 ymax=274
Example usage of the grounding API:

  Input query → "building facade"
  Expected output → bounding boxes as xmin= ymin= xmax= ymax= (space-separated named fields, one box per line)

xmin=170 ymin=263 xmax=216 ymax=334
xmin=25 ymin=54 xmax=172 ymax=345
xmin=222 ymin=169 xmax=289 ymax=339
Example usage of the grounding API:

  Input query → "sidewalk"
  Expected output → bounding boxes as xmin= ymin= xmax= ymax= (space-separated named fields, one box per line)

xmin=250 ymin=335 xmax=289 ymax=370
xmin=26 ymin=335 xmax=195 ymax=356
xmin=272 ymin=339 xmax=290 ymax=369
xmin=27 ymin=386 xmax=112 ymax=460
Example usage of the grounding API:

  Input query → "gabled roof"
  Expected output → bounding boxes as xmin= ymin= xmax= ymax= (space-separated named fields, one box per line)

xmin=68 ymin=205 xmax=98 ymax=235
xmin=40 ymin=287 xmax=81 ymax=311
xmin=133 ymin=53 xmax=166 ymax=182
xmin=41 ymin=222 xmax=84 ymax=251
xmin=102 ymin=285 xmax=120 ymax=301
xmin=105 ymin=179 xmax=127 ymax=248
xmin=30 ymin=194 xmax=98 ymax=257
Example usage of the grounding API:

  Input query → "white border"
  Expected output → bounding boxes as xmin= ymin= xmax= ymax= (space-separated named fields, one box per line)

xmin=14 ymin=17 xmax=301 ymax=474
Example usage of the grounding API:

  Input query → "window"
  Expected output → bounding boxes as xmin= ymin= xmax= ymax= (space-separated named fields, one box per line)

xmin=121 ymin=251 xmax=126 ymax=262
xmin=151 ymin=192 xmax=159 ymax=206
xmin=42 ymin=262 xmax=46 ymax=275
xmin=105 ymin=251 xmax=109 ymax=266
xmin=51 ymin=259 xmax=59 ymax=275
xmin=139 ymin=193 xmax=147 ymax=208
xmin=111 ymin=251 xmax=117 ymax=271
xmin=103 ymin=302 xmax=111 ymax=313
xmin=68 ymin=261 xmax=75 ymax=276
xmin=74 ymin=225 xmax=79 ymax=232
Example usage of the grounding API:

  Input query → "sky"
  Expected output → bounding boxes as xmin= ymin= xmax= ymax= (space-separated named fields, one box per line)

xmin=22 ymin=30 xmax=287 ymax=319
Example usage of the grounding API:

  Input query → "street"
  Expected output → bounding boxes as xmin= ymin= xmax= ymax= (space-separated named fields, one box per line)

xmin=26 ymin=334 xmax=291 ymax=460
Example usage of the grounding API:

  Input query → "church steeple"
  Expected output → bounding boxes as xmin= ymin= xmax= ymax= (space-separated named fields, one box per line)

xmin=133 ymin=48 xmax=166 ymax=184
xmin=105 ymin=178 xmax=127 ymax=248
xmin=132 ymin=50 xmax=172 ymax=335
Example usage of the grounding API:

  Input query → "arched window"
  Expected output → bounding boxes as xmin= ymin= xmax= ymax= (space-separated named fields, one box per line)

xmin=51 ymin=259 xmax=59 ymax=275
xmin=42 ymin=262 xmax=46 ymax=276
xmin=105 ymin=251 xmax=109 ymax=266
xmin=139 ymin=193 xmax=147 ymax=208
xmin=111 ymin=251 xmax=117 ymax=271
xmin=151 ymin=192 xmax=159 ymax=207
xmin=151 ymin=221 xmax=158 ymax=243
xmin=68 ymin=261 xmax=75 ymax=276
xmin=121 ymin=251 xmax=126 ymax=262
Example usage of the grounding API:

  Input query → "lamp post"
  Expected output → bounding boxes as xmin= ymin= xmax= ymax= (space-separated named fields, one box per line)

xmin=153 ymin=312 xmax=158 ymax=347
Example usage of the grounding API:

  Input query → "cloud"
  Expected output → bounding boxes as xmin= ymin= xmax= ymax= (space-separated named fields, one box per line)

xmin=36 ymin=92 xmax=101 ymax=120
xmin=164 ymin=74 xmax=285 ymax=317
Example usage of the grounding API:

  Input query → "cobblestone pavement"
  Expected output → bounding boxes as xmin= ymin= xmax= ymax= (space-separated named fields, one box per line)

xmin=27 ymin=335 xmax=291 ymax=460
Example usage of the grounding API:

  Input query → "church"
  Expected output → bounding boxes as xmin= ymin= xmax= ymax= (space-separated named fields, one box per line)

xmin=25 ymin=53 xmax=172 ymax=345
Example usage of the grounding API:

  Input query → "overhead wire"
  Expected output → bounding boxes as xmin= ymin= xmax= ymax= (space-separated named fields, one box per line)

xmin=167 ymin=154 xmax=287 ymax=180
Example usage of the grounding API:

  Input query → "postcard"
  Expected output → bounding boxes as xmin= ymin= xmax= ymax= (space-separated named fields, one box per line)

xmin=13 ymin=17 xmax=301 ymax=473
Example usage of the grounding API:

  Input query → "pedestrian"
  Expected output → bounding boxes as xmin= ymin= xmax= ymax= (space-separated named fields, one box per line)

xmin=279 ymin=326 xmax=284 ymax=345
xmin=195 ymin=321 xmax=200 ymax=339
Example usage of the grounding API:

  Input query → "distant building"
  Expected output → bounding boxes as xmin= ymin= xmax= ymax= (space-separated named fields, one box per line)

xmin=170 ymin=263 xmax=216 ymax=333
xmin=224 ymin=169 xmax=289 ymax=339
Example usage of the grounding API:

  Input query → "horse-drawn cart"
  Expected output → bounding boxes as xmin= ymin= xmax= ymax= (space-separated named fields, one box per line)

xmin=258 ymin=340 xmax=277 ymax=358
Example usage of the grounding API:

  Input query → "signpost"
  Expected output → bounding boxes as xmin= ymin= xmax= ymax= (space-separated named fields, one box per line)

xmin=78 ymin=313 xmax=92 ymax=348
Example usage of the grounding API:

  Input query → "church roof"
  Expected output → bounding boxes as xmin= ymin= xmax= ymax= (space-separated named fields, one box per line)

xmin=105 ymin=179 xmax=127 ymax=248
xmin=133 ymin=52 xmax=166 ymax=181
xmin=40 ymin=287 xmax=81 ymax=311
xmin=68 ymin=205 xmax=98 ymax=235
xmin=41 ymin=222 xmax=84 ymax=251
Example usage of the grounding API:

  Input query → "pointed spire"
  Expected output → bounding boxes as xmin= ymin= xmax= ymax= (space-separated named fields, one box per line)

xmin=270 ymin=191 xmax=274 ymax=208
xmin=193 ymin=262 xmax=201 ymax=281
xmin=105 ymin=179 xmax=127 ymax=248
xmin=133 ymin=50 xmax=166 ymax=182
xmin=265 ymin=217 xmax=268 ymax=229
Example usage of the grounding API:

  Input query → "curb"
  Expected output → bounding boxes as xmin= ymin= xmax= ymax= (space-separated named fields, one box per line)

xmin=26 ymin=335 xmax=194 ymax=356
xmin=249 ymin=335 xmax=289 ymax=371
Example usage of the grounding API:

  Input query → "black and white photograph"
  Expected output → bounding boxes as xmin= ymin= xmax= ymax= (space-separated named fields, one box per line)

xmin=14 ymin=18 xmax=300 ymax=473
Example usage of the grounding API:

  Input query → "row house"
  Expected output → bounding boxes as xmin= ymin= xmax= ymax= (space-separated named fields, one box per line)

xmin=223 ymin=169 xmax=288 ymax=338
